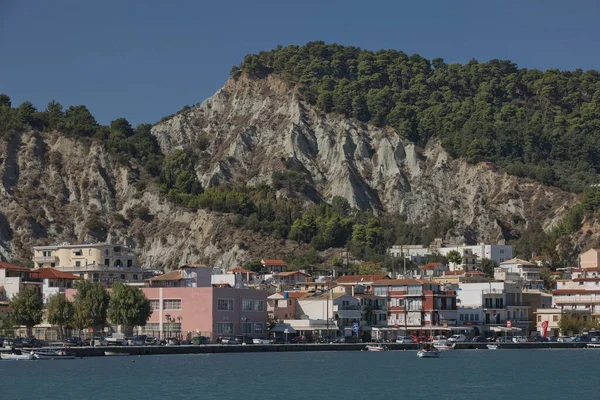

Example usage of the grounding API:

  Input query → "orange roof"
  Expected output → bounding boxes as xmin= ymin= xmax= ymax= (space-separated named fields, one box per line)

xmin=261 ymin=259 xmax=288 ymax=266
xmin=372 ymin=279 xmax=434 ymax=286
xmin=553 ymin=289 xmax=600 ymax=295
xmin=276 ymin=291 xmax=306 ymax=298
xmin=336 ymin=275 xmax=389 ymax=283
xmin=31 ymin=268 xmax=80 ymax=280
xmin=0 ymin=262 xmax=30 ymax=272
xmin=148 ymin=270 xmax=182 ymax=281
xmin=420 ymin=262 xmax=442 ymax=270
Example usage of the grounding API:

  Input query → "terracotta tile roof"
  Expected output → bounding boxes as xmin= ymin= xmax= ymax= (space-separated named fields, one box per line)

xmin=31 ymin=268 xmax=80 ymax=280
xmin=0 ymin=262 xmax=30 ymax=272
xmin=261 ymin=259 xmax=288 ymax=266
xmin=147 ymin=270 xmax=182 ymax=281
xmin=553 ymin=289 xmax=600 ymax=295
xmin=298 ymin=292 xmax=347 ymax=300
xmin=275 ymin=291 xmax=307 ymax=299
xmin=420 ymin=262 xmax=442 ymax=270
xmin=336 ymin=274 xmax=389 ymax=283
xmin=372 ymin=279 xmax=434 ymax=285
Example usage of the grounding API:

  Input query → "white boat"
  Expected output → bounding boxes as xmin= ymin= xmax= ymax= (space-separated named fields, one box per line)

xmin=486 ymin=344 xmax=500 ymax=350
xmin=1 ymin=351 xmax=34 ymax=360
xmin=586 ymin=343 xmax=600 ymax=348
xmin=104 ymin=351 xmax=130 ymax=356
xmin=365 ymin=345 xmax=387 ymax=352
xmin=417 ymin=344 xmax=440 ymax=358
xmin=432 ymin=339 xmax=455 ymax=350
xmin=33 ymin=350 xmax=76 ymax=360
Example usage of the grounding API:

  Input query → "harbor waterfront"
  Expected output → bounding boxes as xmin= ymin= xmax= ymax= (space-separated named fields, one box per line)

xmin=1 ymin=350 xmax=599 ymax=399
xmin=6 ymin=341 xmax=591 ymax=357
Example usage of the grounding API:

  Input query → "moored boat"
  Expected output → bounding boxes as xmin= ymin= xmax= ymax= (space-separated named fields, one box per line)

xmin=586 ymin=343 xmax=600 ymax=348
xmin=486 ymin=344 xmax=500 ymax=350
xmin=417 ymin=343 xmax=440 ymax=358
xmin=33 ymin=349 xmax=76 ymax=360
xmin=1 ymin=351 xmax=34 ymax=360
xmin=104 ymin=351 xmax=130 ymax=356
xmin=365 ymin=345 xmax=388 ymax=352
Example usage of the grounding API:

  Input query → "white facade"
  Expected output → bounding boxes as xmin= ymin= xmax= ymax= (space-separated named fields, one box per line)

xmin=495 ymin=258 xmax=542 ymax=286
xmin=390 ymin=244 xmax=512 ymax=264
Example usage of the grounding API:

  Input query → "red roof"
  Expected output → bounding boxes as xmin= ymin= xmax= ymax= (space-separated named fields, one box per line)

xmin=0 ymin=262 xmax=31 ymax=272
xmin=336 ymin=275 xmax=389 ymax=283
xmin=420 ymin=262 xmax=442 ymax=271
xmin=276 ymin=291 xmax=306 ymax=298
xmin=261 ymin=259 xmax=288 ymax=266
xmin=31 ymin=268 xmax=80 ymax=280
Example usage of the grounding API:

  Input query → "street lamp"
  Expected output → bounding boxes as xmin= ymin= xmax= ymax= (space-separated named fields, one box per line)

xmin=241 ymin=317 xmax=248 ymax=345
xmin=165 ymin=314 xmax=171 ymax=340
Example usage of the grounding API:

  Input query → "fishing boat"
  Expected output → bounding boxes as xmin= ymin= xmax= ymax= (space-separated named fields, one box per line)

xmin=417 ymin=343 xmax=440 ymax=358
xmin=33 ymin=349 xmax=76 ymax=360
xmin=365 ymin=345 xmax=388 ymax=352
xmin=1 ymin=350 xmax=34 ymax=360
xmin=486 ymin=344 xmax=500 ymax=350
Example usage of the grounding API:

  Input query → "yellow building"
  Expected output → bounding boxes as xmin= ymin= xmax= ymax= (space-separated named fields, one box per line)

xmin=32 ymin=242 xmax=143 ymax=286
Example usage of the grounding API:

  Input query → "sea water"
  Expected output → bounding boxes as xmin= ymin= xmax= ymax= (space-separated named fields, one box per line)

xmin=0 ymin=349 xmax=596 ymax=399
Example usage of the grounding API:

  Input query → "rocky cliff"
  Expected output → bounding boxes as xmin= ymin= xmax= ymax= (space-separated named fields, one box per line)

xmin=0 ymin=74 xmax=583 ymax=267
xmin=152 ymin=75 xmax=577 ymax=244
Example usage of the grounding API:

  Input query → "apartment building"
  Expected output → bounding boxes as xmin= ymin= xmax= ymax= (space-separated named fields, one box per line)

xmin=495 ymin=258 xmax=543 ymax=287
xmin=32 ymin=242 xmax=143 ymax=286
xmin=390 ymin=243 xmax=512 ymax=265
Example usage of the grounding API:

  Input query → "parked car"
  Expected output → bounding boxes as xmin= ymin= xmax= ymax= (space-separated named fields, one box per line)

xmin=252 ymin=338 xmax=272 ymax=344
xmin=548 ymin=335 xmax=558 ymax=342
xmin=496 ymin=337 xmax=510 ymax=343
xmin=219 ymin=337 xmax=237 ymax=345
xmin=339 ymin=336 xmax=359 ymax=343
xmin=512 ymin=336 xmax=528 ymax=343
xmin=145 ymin=337 xmax=160 ymax=345
xmin=471 ymin=336 xmax=487 ymax=342
xmin=192 ymin=336 xmax=211 ymax=345
xmin=396 ymin=336 xmax=414 ymax=344
xmin=557 ymin=336 xmax=574 ymax=342
xmin=486 ymin=336 xmax=497 ymax=342
xmin=291 ymin=336 xmax=308 ymax=344
xmin=534 ymin=336 xmax=549 ymax=342
xmin=166 ymin=337 xmax=180 ymax=346
xmin=235 ymin=336 xmax=254 ymax=345
xmin=127 ymin=336 xmax=146 ymax=346
xmin=447 ymin=335 xmax=467 ymax=343
xmin=574 ymin=336 xmax=591 ymax=342
xmin=64 ymin=336 xmax=83 ymax=347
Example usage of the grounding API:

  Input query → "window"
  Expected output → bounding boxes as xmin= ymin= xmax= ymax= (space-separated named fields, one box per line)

xmin=374 ymin=287 xmax=387 ymax=297
xmin=242 ymin=322 xmax=252 ymax=334
xmin=133 ymin=274 xmax=138 ymax=280
xmin=500 ymin=249 xmax=505 ymax=254
xmin=537 ymin=315 xmax=542 ymax=322
xmin=115 ymin=259 xmax=122 ymax=268
xmin=104 ymin=259 xmax=109 ymax=266
xmin=553 ymin=315 xmax=559 ymax=322
xmin=49 ymin=281 xmax=54 ymax=287
xmin=74 ymin=250 xmax=82 ymax=256
xmin=287 ymin=300 xmax=292 ymax=306
xmin=217 ymin=323 xmax=234 ymax=335
xmin=51 ymin=263 xmax=55 ymax=268
xmin=163 ymin=299 xmax=182 ymax=310
xmin=242 ymin=300 xmax=253 ymax=311
xmin=254 ymin=323 xmax=264 ymax=334
xmin=474 ymin=314 xmax=479 ymax=321
xmin=149 ymin=300 xmax=160 ymax=311
xmin=579 ymin=282 xmax=584 ymax=286
xmin=127 ymin=260 xmax=132 ymax=268
xmin=254 ymin=300 xmax=264 ymax=312
xmin=75 ymin=261 xmax=81 ymax=267
xmin=379 ymin=313 xmax=386 ymax=321
xmin=105 ymin=249 xmax=109 ymax=256
xmin=120 ymin=274 xmax=126 ymax=280
xmin=79 ymin=274 xmax=84 ymax=278
xmin=217 ymin=299 xmax=234 ymax=311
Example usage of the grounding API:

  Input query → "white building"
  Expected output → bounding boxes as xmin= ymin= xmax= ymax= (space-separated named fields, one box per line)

xmin=495 ymin=258 xmax=542 ymax=287
xmin=390 ymin=243 xmax=512 ymax=265
xmin=0 ymin=262 xmax=43 ymax=301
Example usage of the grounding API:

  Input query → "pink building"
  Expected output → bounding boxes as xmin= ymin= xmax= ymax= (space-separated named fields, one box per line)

xmin=141 ymin=287 xmax=268 ymax=342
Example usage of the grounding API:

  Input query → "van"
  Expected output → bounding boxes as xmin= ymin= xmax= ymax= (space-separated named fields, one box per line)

xmin=447 ymin=334 xmax=467 ymax=343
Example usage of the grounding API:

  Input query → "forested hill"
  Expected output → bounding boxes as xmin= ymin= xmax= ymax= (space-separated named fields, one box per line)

xmin=232 ymin=42 xmax=600 ymax=192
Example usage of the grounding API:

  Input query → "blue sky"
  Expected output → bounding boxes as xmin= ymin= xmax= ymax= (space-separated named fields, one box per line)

xmin=1 ymin=0 xmax=599 ymax=125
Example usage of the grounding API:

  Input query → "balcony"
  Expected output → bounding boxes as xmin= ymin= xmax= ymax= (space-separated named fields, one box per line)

xmin=33 ymin=256 xmax=59 ymax=263
xmin=554 ymin=296 xmax=600 ymax=304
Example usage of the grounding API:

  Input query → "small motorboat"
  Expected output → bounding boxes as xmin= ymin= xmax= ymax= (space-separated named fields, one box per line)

xmin=486 ymin=344 xmax=500 ymax=350
xmin=1 ymin=350 xmax=34 ymax=360
xmin=365 ymin=345 xmax=388 ymax=352
xmin=586 ymin=343 xmax=600 ymax=348
xmin=417 ymin=343 xmax=440 ymax=358
xmin=33 ymin=349 xmax=76 ymax=360
xmin=432 ymin=339 xmax=455 ymax=350
xmin=104 ymin=351 xmax=130 ymax=356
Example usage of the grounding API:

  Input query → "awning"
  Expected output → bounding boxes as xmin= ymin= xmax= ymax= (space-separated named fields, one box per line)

xmin=336 ymin=310 xmax=362 ymax=319
xmin=270 ymin=323 xmax=296 ymax=333
xmin=490 ymin=326 xmax=522 ymax=333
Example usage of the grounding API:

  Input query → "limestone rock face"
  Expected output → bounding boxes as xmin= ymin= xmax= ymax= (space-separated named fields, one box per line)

xmin=152 ymin=75 xmax=576 ymax=244
xmin=0 ymin=75 xmax=582 ymax=267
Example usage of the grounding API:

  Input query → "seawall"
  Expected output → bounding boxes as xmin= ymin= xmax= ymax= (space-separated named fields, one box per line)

xmin=67 ymin=342 xmax=592 ymax=357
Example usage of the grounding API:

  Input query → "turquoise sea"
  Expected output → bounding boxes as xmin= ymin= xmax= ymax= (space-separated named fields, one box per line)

xmin=0 ymin=349 xmax=597 ymax=399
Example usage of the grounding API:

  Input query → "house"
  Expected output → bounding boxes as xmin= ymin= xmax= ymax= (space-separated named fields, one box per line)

xmin=390 ymin=243 xmax=513 ymax=265
xmin=580 ymin=249 xmax=600 ymax=270
xmin=228 ymin=268 xmax=260 ymax=281
xmin=272 ymin=271 xmax=310 ymax=286
xmin=457 ymin=282 xmax=532 ymax=335
xmin=432 ymin=270 xmax=491 ymax=285
xmin=296 ymin=279 xmax=336 ymax=292
xmin=534 ymin=308 xmax=562 ymax=337
xmin=335 ymin=274 xmax=390 ymax=294
xmin=552 ymin=250 xmax=600 ymax=318
xmin=494 ymin=258 xmax=543 ymax=287
xmin=372 ymin=279 xmax=458 ymax=340
xmin=418 ymin=262 xmax=448 ymax=277
xmin=32 ymin=242 xmax=144 ymax=286
xmin=147 ymin=265 xmax=212 ymax=288
xmin=261 ymin=259 xmax=288 ymax=273
xmin=268 ymin=291 xmax=307 ymax=320
xmin=448 ymin=249 xmax=479 ymax=272
xmin=0 ymin=262 xmax=43 ymax=300
xmin=30 ymin=268 xmax=80 ymax=304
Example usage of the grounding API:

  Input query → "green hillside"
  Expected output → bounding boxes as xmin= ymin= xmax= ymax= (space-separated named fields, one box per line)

xmin=233 ymin=41 xmax=600 ymax=192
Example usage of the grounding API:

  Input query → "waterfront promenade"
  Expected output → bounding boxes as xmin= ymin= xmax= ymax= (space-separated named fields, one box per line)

xmin=48 ymin=342 xmax=592 ymax=357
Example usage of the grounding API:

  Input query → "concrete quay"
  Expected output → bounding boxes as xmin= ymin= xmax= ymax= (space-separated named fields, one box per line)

xmin=68 ymin=342 xmax=592 ymax=357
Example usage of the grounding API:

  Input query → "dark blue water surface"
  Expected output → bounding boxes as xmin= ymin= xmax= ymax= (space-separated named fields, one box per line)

xmin=0 ymin=349 xmax=597 ymax=399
